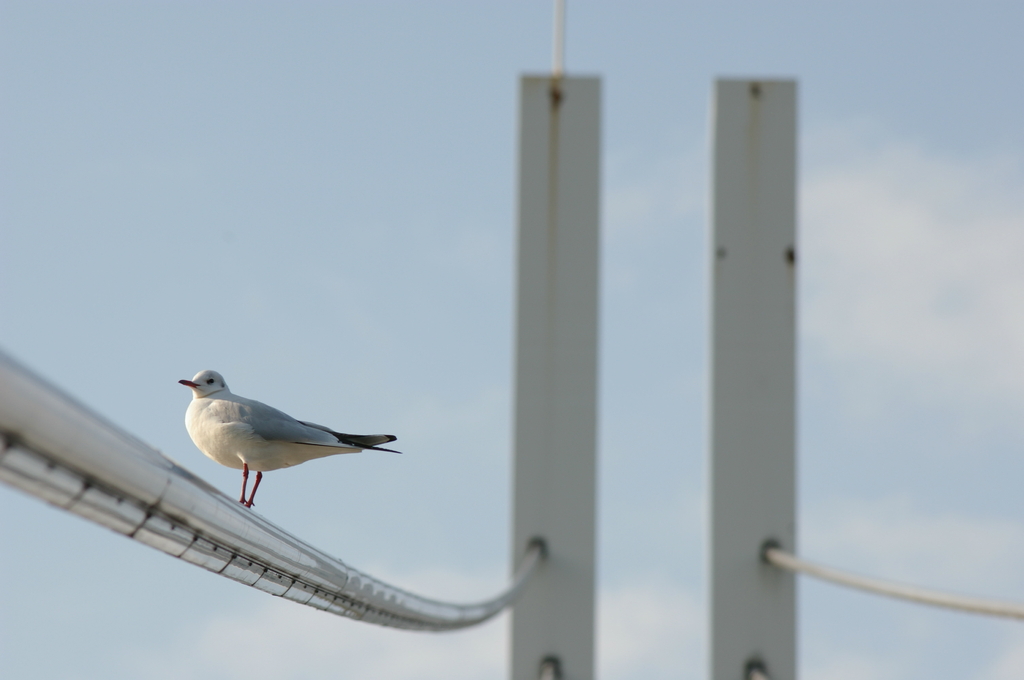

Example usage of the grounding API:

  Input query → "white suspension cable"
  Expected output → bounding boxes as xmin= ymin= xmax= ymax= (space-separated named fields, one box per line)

xmin=0 ymin=349 xmax=545 ymax=631
xmin=763 ymin=542 xmax=1024 ymax=620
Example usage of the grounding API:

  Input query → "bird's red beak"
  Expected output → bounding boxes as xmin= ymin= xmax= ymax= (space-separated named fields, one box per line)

xmin=179 ymin=379 xmax=199 ymax=388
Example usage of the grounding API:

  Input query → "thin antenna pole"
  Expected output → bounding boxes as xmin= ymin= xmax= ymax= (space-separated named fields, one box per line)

xmin=552 ymin=0 xmax=565 ymax=78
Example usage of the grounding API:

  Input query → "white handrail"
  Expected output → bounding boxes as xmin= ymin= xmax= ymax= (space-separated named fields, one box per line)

xmin=0 ymin=350 xmax=544 ymax=630
xmin=763 ymin=542 xmax=1024 ymax=620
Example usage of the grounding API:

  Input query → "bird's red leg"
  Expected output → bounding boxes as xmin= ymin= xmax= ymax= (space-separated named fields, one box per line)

xmin=239 ymin=463 xmax=249 ymax=504
xmin=245 ymin=471 xmax=263 ymax=508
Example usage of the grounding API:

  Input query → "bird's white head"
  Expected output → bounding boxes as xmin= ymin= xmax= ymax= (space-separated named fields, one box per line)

xmin=179 ymin=370 xmax=229 ymax=398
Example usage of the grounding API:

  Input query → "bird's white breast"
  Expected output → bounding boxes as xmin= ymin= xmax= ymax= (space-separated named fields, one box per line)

xmin=185 ymin=397 xmax=256 ymax=470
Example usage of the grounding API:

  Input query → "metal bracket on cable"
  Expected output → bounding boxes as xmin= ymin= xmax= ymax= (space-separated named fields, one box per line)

xmin=761 ymin=538 xmax=1024 ymax=621
xmin=539 ymin=656 xmax=562 ymax=680
xmin=745 ymin=658 xmax=770 ymax=680
xmin=0 ymin=350 xmax=546 ymax=631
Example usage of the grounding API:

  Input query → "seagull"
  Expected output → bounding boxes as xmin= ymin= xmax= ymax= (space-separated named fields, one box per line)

xmin=179 ymin=370 xmax=399 ymax=508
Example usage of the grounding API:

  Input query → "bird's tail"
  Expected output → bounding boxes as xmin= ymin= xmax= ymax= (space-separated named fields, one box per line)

xmin=337 ymin=433 xmax=401 ymax=454
xmin=297 ymin=421 xmax=401 ymax=453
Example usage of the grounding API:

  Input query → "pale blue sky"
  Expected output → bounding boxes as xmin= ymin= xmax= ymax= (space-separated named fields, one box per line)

xmin=2 ymin=2 xmax=1024 ymax=678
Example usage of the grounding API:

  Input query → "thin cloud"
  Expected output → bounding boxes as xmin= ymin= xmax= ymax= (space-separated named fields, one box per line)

xmin=598 ymin=581 xmax=704 ymax=680
xmin=801 ymin=134 xmax=1024 ymax=407
xmin=119 ymin=573 xmax=702 ymax=680
xmin=979 ymin=630 xmax=1024 ymax=680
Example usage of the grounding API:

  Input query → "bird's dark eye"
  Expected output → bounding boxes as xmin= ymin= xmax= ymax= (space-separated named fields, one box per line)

xmin=206 ymin=378 xmax=215 ymax=384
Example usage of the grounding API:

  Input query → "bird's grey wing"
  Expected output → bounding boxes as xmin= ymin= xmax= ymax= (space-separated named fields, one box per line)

xmin=230 ymin=398 xmax=353 ymax=448
xmin=299 ymin=420 xmax=341 ymax=437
